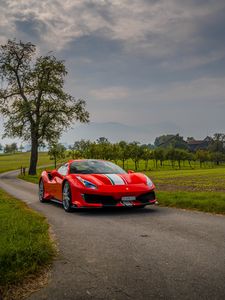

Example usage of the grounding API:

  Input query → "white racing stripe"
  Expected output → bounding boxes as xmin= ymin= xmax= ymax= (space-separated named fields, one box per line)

xmin=105 ymin=174 xmax=125 ymax=185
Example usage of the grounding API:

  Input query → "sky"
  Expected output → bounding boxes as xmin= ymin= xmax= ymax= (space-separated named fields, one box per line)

xmin=0 ymin=0 xmax=225 ymax=145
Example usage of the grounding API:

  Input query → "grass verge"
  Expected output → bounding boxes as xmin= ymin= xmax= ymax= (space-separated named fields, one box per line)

xmin=18 ymin=167 xmax=53 ymax=184
xmin=0 ymin=189 xmax=55 ymax=298
xmin=157 ymin=191 xmax=225 ymax=214
xmin=18 ymin=173 xmax=41 ymax=184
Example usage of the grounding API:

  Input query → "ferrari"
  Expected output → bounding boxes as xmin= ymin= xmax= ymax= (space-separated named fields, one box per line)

xmin=39 ymin=159 xmax=157 ymax=212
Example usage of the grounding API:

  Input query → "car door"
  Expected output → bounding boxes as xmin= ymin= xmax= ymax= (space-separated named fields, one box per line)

xmin=51 ymin=164 xmax=68 ymax=201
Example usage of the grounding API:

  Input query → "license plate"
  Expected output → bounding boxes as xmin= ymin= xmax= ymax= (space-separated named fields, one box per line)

xmin=122 ymin=201 xmax=133 ymax=206
xmin=121 ymin=196 xmax=136 ymax=201
xmin=121 ymin=196 xmax=136 ymax=206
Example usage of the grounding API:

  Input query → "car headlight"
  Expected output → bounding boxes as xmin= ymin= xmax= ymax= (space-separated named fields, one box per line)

xmin=76 ymin=176 xmax=98 ymax=189
xmin=145 ymin=175 xmax=154 ymax=187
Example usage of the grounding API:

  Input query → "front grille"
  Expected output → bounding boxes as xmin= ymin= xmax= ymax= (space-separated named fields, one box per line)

xmin=83 ymin=194 xmax=117 ymax=206
xmin=137 ymin=191 xmax=156 ymax=204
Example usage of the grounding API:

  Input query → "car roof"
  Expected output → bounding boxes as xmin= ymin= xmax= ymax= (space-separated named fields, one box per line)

xmin=68 ymin=159 xmax=105 ymax=164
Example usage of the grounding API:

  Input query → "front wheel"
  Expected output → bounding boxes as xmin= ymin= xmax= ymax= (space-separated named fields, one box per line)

xmin=62 ymin=182 xmax=73 ymax=212
xmin=39 ymin=179 xmax=46 ymax=203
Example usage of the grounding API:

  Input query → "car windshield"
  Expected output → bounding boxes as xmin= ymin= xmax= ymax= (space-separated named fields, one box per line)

xmin=70 ymin=160 xmax=127 ymax=174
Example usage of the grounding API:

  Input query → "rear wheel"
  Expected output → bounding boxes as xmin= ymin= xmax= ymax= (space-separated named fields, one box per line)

xmin=39 ymin=179 xmax=46 ymax=203
xmin=62 ymin=182 xmax=73 ymax=212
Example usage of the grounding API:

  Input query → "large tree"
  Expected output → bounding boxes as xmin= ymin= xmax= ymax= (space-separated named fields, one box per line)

xmin=0 ymin=40 xmax=89 ymax=174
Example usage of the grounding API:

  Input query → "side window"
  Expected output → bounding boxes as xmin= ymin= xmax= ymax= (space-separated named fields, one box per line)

xmin=58 ymin=164 xmax=68 ymax=176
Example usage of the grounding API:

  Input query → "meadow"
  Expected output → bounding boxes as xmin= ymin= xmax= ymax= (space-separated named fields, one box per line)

xmin=11 ymin=152 xmax=225 ymax=215
xmin=1 ymin=151 xmax=225 ymax=214
xmin=0 ymin=189 xmax=55 ymax=298
xmin=0 ymin=152 xmax=56 ymax=295
xmin=0 ymin=152 xmax=52 ymax=173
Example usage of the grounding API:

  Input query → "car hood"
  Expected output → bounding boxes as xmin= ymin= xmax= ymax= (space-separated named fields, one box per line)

xmin=70 ymin=173 xmax=151 ymax=187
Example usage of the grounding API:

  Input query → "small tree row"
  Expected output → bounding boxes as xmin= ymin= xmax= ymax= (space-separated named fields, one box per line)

xmin=51 ymin=138 xmax=225 ymax=170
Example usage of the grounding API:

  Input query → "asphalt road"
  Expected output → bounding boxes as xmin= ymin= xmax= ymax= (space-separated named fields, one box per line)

xmin=0 ymin=171 xmax=225 ymax=300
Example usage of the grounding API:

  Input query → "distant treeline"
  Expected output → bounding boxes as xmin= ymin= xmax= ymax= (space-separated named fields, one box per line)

xmin=0 ymin=143 xmax=24 ymax=154
xmin=48 ymin=134 xmax=225 ymax=170
xmin=2 ymin=133 xmax=225 ymax=169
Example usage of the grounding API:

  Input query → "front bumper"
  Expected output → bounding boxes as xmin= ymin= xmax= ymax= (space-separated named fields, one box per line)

xmin=73 ymin=190 xmax=157 ymax=208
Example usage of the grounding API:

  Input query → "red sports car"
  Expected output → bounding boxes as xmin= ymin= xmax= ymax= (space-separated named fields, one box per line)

xmin=39 ymin=159 xmax=157 ymax=212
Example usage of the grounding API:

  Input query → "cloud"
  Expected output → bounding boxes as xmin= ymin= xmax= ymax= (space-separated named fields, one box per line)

xmin=84 ymin=76 xmax=225 ymax=137
xmin=14 ymin=16 xmax=47 ymax=42
xmin=0 ymin=0 xmax=225 ymax=143
xmin=90 ymin=86 xmax=129 ymax=100
xmin=1 ymin=0 xmax=224 ymax=61
xmin=139 ymin=76 xmax=225 ymax=105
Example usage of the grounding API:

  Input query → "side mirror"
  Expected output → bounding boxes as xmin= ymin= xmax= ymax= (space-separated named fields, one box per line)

xmin=51 ymin=169 xmax=63 ymax=179
xmin=128 ymin=169 xmax=134 ymax=174
xmin=51 ymin=170 xmax=58 ymax=177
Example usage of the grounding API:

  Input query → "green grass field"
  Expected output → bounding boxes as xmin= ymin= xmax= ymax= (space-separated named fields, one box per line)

xmin=0 ymin=152 xmax=52 ymax=173
xmin=147 ymin=168 xmax=225 ymax=192
xmin=17 ymin=157 xmax=225 ymax=215
xmin=1 ymin=151 xmax=224 ymax=174
xmin=19 ymin=160 xmax=225 ymax=192
xmin=2 ymin=152 xmax=225 ymax=214
xmin=18 ymin=166 xmax=54 ymax=184
xmin=157 ymin=191 xmax=225 ymax=214
xmin=0 ymin=189 xmax=55 ymax=296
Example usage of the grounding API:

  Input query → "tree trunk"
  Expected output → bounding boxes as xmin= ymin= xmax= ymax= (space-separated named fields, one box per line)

xmin=29 ymin=135 xmax=38 ymax=175
xmin=145 ymin=160 xmax=148 ymax=170
xmin=178 ymin=160 xmax=181 ymax=169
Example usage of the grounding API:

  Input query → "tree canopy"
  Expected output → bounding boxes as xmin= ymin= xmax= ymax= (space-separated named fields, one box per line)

xmin=154 ymin=134 xmax=188 ymax=149
xmin=48 ymin=143 xmax=66 ymax=168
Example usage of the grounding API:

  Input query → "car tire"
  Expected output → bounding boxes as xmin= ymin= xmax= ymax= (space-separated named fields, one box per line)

xmin=62 ymin=181 xmax=73 ymax=212
xmin=39 ymin=179 xmax=46 ymax=203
